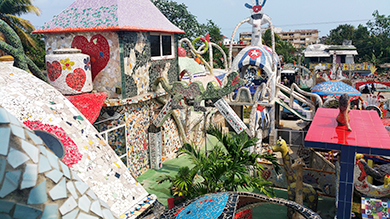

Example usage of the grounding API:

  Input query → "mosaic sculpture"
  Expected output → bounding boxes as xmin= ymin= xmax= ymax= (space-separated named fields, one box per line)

xmin=291 ymin=157 xmax=306 ymax=219
xmin=152 ymin=71 xmax=244 ymax=126
xmin=0 ymin=106 xmax=115 ymax=218
xmin=159 ymin=191 xmax=322 ymax=219
xmin=354 ymin=158 xmax=390 ymax=198
xmin=272 ymin=138 xmax=318 ymax=219
xmin=0 ymin=19 xmax=48 ymax=83
xmin=45 ymin=48 xmax=93 ymax=94
xmin=0 ymin=64 xmax=153 ymax=217
xmin=336 ymin=93 xmax=352 ymax=131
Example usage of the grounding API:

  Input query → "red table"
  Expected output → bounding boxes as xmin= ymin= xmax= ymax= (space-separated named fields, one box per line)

xmin=305 ymin=108 xmax=390 ymax=219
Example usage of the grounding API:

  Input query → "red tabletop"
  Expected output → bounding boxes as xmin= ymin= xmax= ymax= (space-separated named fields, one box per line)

xmin=305 ymin=108 xmax=390 ymax=151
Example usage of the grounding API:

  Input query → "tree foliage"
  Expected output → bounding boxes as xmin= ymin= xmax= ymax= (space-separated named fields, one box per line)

xmin=324 ymin=11 xmax=390 ymax=64
xmin=0 ymin=0 xmax=40 ymax=48
xmin=263 ymin=29 xmax=297 ymax=64
xmin=151 ymin=0 xmax=204 ymax=40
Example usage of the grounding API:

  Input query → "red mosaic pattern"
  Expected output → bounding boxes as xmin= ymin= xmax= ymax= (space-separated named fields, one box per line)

xmin=66 ymin=92 xmax=107 ymax=123
xmin=46 ymin=61 xmax=62 ymax=81
xmin=24 ymin=120 xmax=83 ymax=167
xmin=71 ymin=34 xmax=110 ymax=81
xmin=65 ymin=68 xmax=86 ymax=91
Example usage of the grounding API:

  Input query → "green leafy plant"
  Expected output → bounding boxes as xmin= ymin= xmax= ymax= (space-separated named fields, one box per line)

xmin=157 ymin=125 xmax=280 ymax=202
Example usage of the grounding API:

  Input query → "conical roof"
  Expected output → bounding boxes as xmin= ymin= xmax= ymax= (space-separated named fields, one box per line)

xmin=33 ymin=0 xmax=184 ymax=34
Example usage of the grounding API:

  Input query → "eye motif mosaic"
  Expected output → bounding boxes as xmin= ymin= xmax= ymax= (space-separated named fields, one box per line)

xmin=0 ymin=106 xmax=115 ymax=218
xmin=0 ymin=64 xmax=151 ymax=217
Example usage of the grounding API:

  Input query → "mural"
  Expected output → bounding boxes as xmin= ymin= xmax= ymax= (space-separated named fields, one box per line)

xmin=44 ymin=31 xmax=121 ymax=99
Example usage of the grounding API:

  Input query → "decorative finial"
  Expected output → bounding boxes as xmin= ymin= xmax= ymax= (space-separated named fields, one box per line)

xmin=245 ymin=0 xmax=267 ymax=13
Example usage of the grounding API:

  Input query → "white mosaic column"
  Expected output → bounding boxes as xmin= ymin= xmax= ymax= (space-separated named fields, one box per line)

xmin=148 ymin=124 xmax=162 ymax=170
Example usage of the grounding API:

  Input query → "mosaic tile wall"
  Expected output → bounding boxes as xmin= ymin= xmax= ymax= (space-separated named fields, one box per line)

xmin=44 ymin=31 xmax=121 ymax=99
xmin=94 ymin=106 xmax=127 ymax=164
xmin=119 ymin=31 xmax=179 ymax=98
xmin=0 ymin=64 xmax=151 ymax=217
xmin=0 ymin=106 xmax=116 ymax=218
xmin=125 ymin=99 xmax=181 ymax=177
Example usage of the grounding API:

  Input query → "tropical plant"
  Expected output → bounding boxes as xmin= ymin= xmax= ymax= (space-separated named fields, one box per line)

xmin=157 ymin=166 xmax=200 ymax=199
xmin=0 ymin=0 xmax=40 ymax=48
xmin=158 ymin=126 xmax=280 ymax=201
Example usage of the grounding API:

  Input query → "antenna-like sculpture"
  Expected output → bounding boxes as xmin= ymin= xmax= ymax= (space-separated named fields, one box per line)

xmin=244 ymin=0 xmax=267 ymax=46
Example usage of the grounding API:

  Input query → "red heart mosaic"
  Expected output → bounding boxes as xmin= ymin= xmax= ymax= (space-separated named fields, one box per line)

xmin=71 ymin=34 xmax=110 ymax=81
xmin=66 ymin=68 xmax=86 ymax=91
xmin=47 ymin=61 xmax=62 ymax=81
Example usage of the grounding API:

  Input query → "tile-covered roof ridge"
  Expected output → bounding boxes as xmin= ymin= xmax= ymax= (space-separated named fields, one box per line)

xmin=33 ymin=0 xmax=184 ymax=34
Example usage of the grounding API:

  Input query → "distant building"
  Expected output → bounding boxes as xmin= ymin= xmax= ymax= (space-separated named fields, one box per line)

xmin=239 ymin=32 xmax=252 ymax=45
xmin=222 ymin=36 xmax=237 ymax=46
xmin=301 ymin=42 xmax=378 ymax=76
xmin=303 ymin=43 xmax=358 ymax=67
xmin=278 ymin=29 xmax=320 ymax=48
xmin=239 ymin=28 xmax=319 ymax=48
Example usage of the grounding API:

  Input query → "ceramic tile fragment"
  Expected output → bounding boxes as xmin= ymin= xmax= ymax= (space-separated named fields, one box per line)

xmin=102 ymin=208 xmax=115 ymax=219
xmin=77 ymin=213 xmax=98 ymax=219
xmin=99 ymin=199 xmax=110 ymax=209
xmin=27 ymin=130 xmax=43 ymax=145
xmin=21 ymin=139 xmax=39 ymax=163
xmin=60 ymin=161 xmax=71 ymax=179
xmin=13 ymin=204 xmax=42 ymax=219
xmin=78 ymin=194 xmax=91 ymax=212
xmin=39 ymin=146 xmax=47 ymax=156
xmin=21 ymin=163 xmax=38 ymax=189
xmin=7 ymin=112 xmax=20 ymax=125
xmin=41 ymin=204 xmax=58 ymax=219
xmin=0 ymin=170 xmax=21 ymax=198
xmin=0 ymin=158 xmax=6 ymax=184
xmin=10 ymin=124 xmax=25 ymax=139
xmin=71 ymin=170 xmax=82 ymax=181
xmin=45 ymin=169 xmax=63 ymax=183
xmin=49 ymin=178 xmax=67 ymax=200
xmin=46 ymin=151 xmax=59 ymax=169
xmin=66 ymin=181 xmax=78 ymax=199
xmin=0 ymin=213 xmax=11 ymax=219
xmin=59 ymin=196 xmax=77 ymax=215
xmin=0 ymin=107 xmax=10 ymax=123
xmin=62 ymin=209 xmax=79 ymax=219
xmin=86 ymin=189 xmax=97 ymax=200
xmin=0 ymin=199 xmax=15 ymax=213
xmin=74 ymin=181 xmax=89 ymax=195
xmin=27 ymin=180 xmax=47 ymax=204
xmin=7 ymin=148 xmax=29 ymax=168
xmin=39 ymin=154 xmax=52 ymax=173
xmin=90 ymin=200 xmax=102 ymax=217
xmin=0 ymin=127 xmax=11 ymax=155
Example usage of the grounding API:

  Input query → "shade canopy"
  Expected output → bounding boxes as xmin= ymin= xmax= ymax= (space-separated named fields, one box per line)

xmin=311 ymin=80 xmax=361 ymax=96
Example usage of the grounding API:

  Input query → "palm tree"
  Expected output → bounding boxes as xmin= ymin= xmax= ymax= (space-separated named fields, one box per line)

xmin=0 ymin=0 xmax=40 ymax=48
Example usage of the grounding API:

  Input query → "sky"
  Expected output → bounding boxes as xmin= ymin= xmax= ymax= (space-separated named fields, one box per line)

xmin=22 ymin=0 xmax=390 ymax=40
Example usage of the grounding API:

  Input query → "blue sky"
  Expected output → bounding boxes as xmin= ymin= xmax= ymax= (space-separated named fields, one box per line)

xmin=22 ymin=0 xmax=390 ymax=40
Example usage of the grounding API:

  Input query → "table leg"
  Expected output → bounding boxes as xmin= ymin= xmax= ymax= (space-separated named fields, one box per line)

xmin=336 ymin=146 xmax=356 ymax=219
